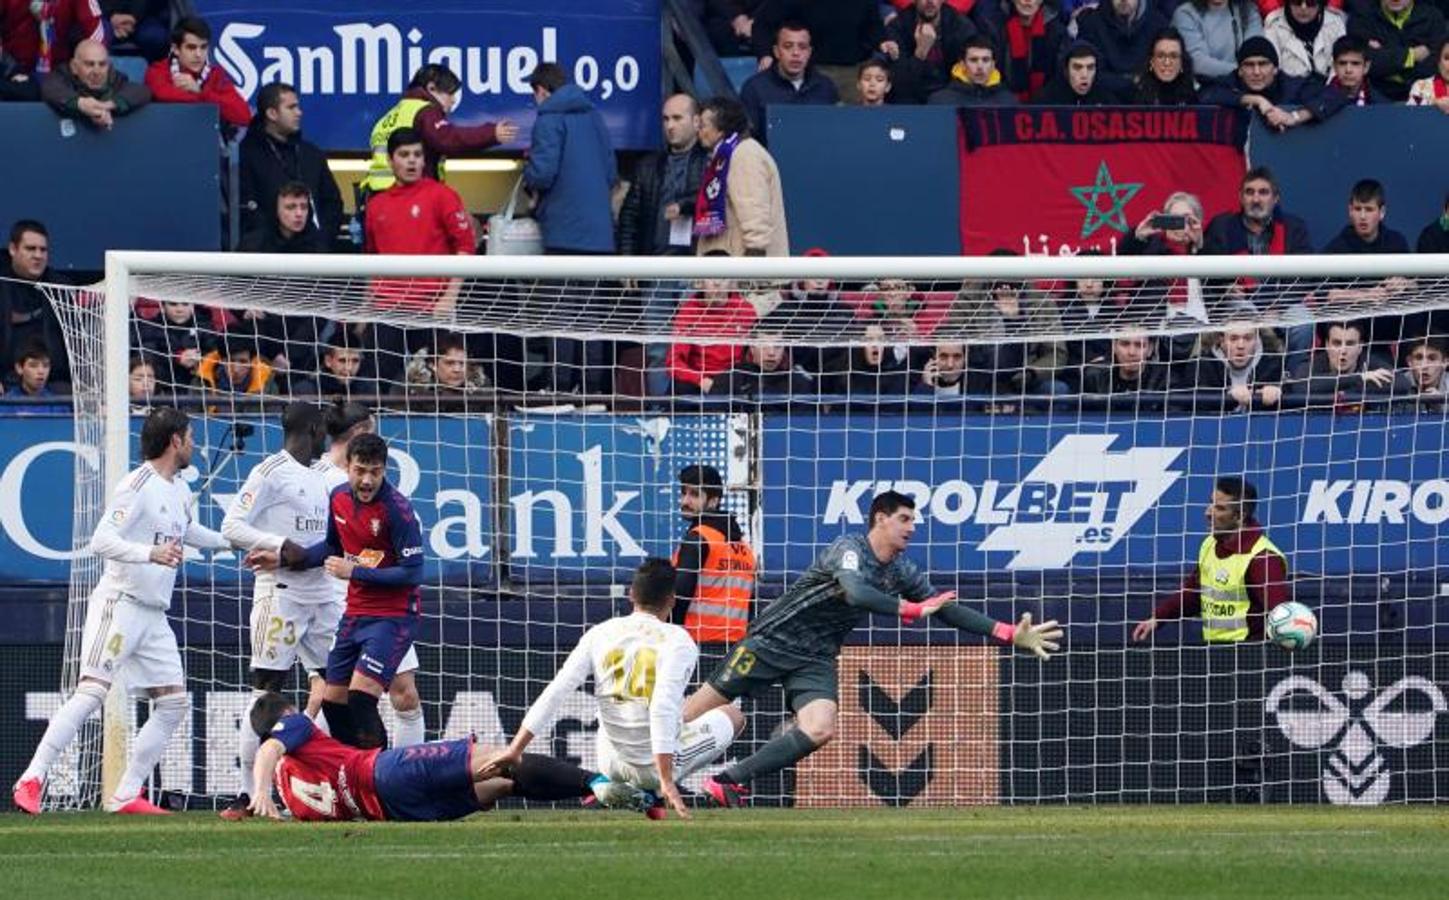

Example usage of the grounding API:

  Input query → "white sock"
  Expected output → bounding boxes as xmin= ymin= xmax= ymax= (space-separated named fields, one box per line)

xmin=393 ymin=706 xmax=425 ymax=747
xmin=21 ymin=682 xmax=107 ymax=783
xmin=237 ymin=690 xmax=266 ymax=797
xmin=113 ymin=693 xmax=188 ymax=804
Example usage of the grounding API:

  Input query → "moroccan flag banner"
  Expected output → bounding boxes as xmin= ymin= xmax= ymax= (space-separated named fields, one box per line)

xmin=959 ymin=107 xmax=1247 ymax=255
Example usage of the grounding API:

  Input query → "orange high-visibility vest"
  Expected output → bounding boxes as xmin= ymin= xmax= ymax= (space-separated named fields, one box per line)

xmin=674 ymin=522 xmax=755 ymax=643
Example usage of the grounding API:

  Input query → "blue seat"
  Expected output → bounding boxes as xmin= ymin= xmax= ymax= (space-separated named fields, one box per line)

xmin=112 ymin=55 xmax=148 ymax=84
xmin=694 ymin=56 xmax=757 ymax=96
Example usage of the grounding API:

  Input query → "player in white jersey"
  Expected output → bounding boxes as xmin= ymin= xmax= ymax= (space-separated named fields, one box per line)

xmin=217 ymin=402 xmax=334 ymax=819
xmin=312 ymin=400 xmax=424 ymax=746
xmin=482 ymin=559 xmax=742 ymax=819
xmin=12 ymin=407 xmax=231 ymax=815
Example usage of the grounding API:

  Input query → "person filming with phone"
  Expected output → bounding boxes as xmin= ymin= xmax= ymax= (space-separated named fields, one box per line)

xmin=1122 ymin=192 xmax=1211 ymax=365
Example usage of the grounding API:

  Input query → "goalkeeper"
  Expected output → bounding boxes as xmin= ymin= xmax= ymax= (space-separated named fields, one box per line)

xmin=684 ymin=490 xmax=1062 ymax=807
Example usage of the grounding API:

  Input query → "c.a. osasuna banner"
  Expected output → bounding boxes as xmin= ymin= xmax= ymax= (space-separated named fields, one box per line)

xmin=958 ymin=107 xmax=1247 ymax=255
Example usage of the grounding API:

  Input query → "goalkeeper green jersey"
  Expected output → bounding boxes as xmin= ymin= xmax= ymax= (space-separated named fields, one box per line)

xmin=746 ymin=533 xmax=935 ymax=663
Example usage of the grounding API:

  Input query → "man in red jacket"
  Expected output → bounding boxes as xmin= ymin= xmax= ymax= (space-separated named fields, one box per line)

xmin=0 ymin=0 xmax=102 ymax=75
xmin=364 ymin=127 xmax=475 ymax=385
xmin=143 ymin=16 xmax=249 ymax=128
xmin=667 ymin=269 xmax=758 ymax=394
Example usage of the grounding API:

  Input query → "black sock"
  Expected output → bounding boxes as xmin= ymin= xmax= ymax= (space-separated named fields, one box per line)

xmin=347 ymin=690 xmax=387 ymax=749
xmin=723 ymin=727 xmax=819 ymax=786
xmin=321 ymin=700 xmax=356 ymax=745
xmin=508 ymin=753 xmax=597 ymax=801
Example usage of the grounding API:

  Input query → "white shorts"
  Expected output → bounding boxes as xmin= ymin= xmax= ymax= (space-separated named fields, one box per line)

xmin=250 ymin=590 xmax=345 ymax=673
xmin=593 ymin=709 xmax=736 ymax=796
xmin=80 ymin=591 xmax=184 ymax=692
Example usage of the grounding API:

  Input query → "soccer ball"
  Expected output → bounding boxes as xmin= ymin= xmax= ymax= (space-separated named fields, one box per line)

xmin=1266 ymin=602 xmax=1317 ymax=651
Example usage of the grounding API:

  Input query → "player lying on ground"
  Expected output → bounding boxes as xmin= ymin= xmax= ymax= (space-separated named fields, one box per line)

xmin=247 ymin=692 xmax=614 ymax=821
xmin=480 ymin=558 xmax=742 ymax=819
xmin=683 ymin=489 xmax=1064 ymax=807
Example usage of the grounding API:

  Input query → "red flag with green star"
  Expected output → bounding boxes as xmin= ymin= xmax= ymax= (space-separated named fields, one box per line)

xmin=957 ymin=107 xmax=1247 ymax=255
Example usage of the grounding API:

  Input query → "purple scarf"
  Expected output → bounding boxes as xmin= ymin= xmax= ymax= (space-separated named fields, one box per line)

xmin=693 ymin=133 xmax=740 ymax=238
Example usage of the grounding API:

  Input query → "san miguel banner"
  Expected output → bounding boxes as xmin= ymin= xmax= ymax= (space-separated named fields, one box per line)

xmin=959 ymin=107 xmax=1247 ymax=255
xmin=195 ymin=0 xmax=662 ymax=150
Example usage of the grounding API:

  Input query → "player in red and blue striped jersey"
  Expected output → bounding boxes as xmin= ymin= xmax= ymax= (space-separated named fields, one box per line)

xmin=245 ymin=693 xmax=612 ymax=822
xmin=249 ymin=432 xmax=421 ymax=750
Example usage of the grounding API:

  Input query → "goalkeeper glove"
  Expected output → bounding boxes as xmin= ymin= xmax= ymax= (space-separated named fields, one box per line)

xmin=900 ymin=591 xmax=956 ymax=625
xmin=999 ymin=612 xmax=1063 ymax=660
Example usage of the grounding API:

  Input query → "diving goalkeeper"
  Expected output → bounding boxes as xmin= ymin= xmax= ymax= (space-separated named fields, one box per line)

xmin=683 ymin=489 xmax=1063 ymax=807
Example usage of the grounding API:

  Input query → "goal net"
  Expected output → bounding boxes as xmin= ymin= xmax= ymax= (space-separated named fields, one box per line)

xmin=32 ymin=251 xmax=1449 ymax=809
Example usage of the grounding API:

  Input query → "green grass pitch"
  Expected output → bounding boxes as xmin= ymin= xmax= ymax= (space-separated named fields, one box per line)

xmin=3 ymin=807 xmax=1448 ymax=899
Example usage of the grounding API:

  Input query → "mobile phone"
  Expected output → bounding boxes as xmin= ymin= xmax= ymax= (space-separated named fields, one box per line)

xmin=1151 ymin=214 xmax=1187 ymax=231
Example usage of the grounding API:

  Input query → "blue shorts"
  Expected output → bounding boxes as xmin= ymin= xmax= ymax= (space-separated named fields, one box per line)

xmin=373 ymin=738 xmax=482 ymax=822
xmin=325 ymin=615 xmax=416 ymax=689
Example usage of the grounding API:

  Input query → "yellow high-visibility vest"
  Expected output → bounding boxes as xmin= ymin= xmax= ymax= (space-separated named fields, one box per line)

xmin=362 ymin=97 xmax=441 ymax=193
xmin=1197 ymin=533 xmax=1284 ymax=643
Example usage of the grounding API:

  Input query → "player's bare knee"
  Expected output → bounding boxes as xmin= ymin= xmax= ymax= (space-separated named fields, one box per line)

xmin=722 ymin=704 xmax=746 ymax=736
xmin=800 ymin=721 xmax=835 ymax=746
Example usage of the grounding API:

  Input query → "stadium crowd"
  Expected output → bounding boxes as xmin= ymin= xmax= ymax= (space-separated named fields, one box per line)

xmin=1 ymin=2 xmax=1448 ymax=413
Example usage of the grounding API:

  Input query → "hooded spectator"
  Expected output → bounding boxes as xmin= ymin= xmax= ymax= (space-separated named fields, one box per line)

xmin=1032 ymin=40 xmax=1122 ymax=104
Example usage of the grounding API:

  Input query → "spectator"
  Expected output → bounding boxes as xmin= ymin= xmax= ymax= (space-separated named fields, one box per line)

xmin=1082 ymin=332 xmax=1172 ymax=394
xmin=1395 ymin=337 xmax=1449 ymax=408
xmin=195 ymin=326 xmax=276 ymax=397
xmin=752 ymin=0 xmax=885 ymax=100
xmin=127 ymin=354 xmax=155 ymax=412
xmin=397 ymin=332 xmax=488 ymax=402
xmin=1286 ymin=319 xmax=1396 ymax=405
xmin=694 ymin=96 xmax=790 ymax=257
xmin=144 ymin=17 xmax=250 ymax=129
xmin=1181 ymin=320 xmax=1286 ymax=410
xmin=1265 ymin=0 xmax=1346 ymax=79
xmin=1032 ymin=40 xmax=1121 ymax=104
xmin=951 ymin=275 xmax=1069 ymax=396
xmin=1200 ymin=36 xmax=1346 ymax=127
xmin=1348 ymin=0 xmax=1446 ymax=102
xmin=705 ymin=0 xmax=769 ymax=57
xmin=1406 ymin=34 xmax=1449 ymax=109
xmin=237 ymin=181 xmax=329 ymax=254
xmin=738 ymin=21 xmax=839 ymax=139
xmin=1204 ymin=167 xmax=1314 ymax=370
xmin=1125 ymin=192 xmax=1213 ymax=363
xmin=1000 ymin=0 xmax=1067 ymax=102
xmin=1321 ymin=179 xmax=1420 ymax=348
xmin=856 ymin=58 xmax=893 ymax=105
xmin=1418 ymin=191 xmax=1449 ymax=252
xmin=915 ymin=341 xmax=973 ymax=396
xmin=41 ymin=38 xmax=149 ymax=129
xmin=879 ymin=0 xmax=978 ymax=105
xmin=523 ymin=62 xmax=616 ymax=255
xmin=1056 ymin=270 xmax=1122 ymax=384
xmin=618 ymin=94 xmax=708 ymax=258
xmin=1074 ymin=0 xmax=1171 ymax=99
xmin=364 ymin=127 xmax=475 ymax=381
xmin=239 ymin=82 xmax=344 ymax=245
xmin=361 ymin=64 xmax=517 ymax=194
xmin=861 ymin=278 xmax=927 ymax=339
xmin=102 ymin=0 xmax=169 ymax=62
xmin=761 ymin=259 xmax=858 ymax=376
xmin=0 ymin=219 xmax=69 ymax=384
xmin=5 ymin=338 xmax=68 ymax=413
xmin=837 ymin=324 xmax=913 ymax=396
xmin=1326 ymin=33 xmax=1391 ymax=104
xmin=928 ymin=34 xmax=1019 ymax=105
xmin=1322 ymin=178 xmax=1411 ymax=254
xmin=312 ymin=331 xmax=376 ymax=400
xmin=1134 ymin=27 xmax=1200 ymax=104
xmin=713 ymin=332 xmax=816 ymax=397
xmin=133 ymin=300 xmax=212 ymax=393
xmin=1173 ymin=0 xmax=1264 ymax=82
xmin=667 ymin=274 xmax=758 ymax=394
xmin=0 ymin=0 xmax=103 ymax=77
xmin=618 ymin=93 xmax=709 ymax=395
